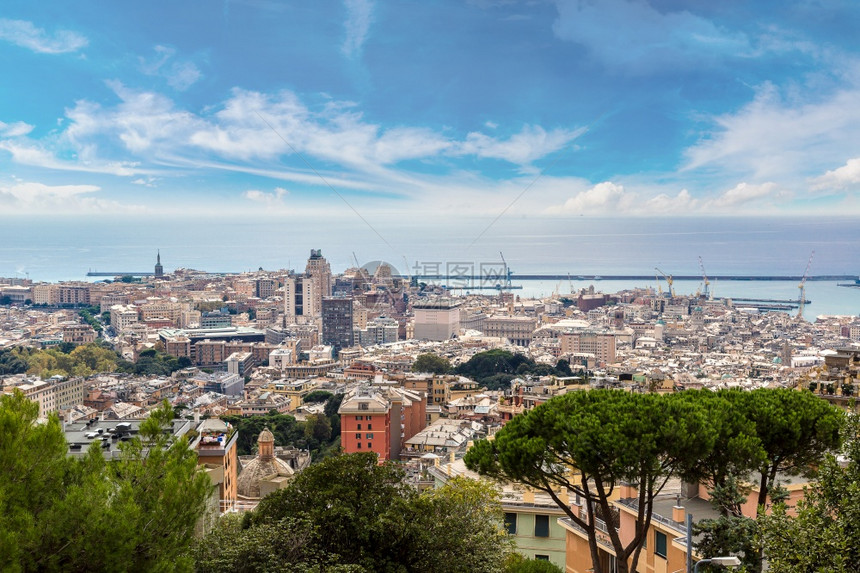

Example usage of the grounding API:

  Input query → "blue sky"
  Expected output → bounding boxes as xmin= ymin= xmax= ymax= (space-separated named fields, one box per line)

xmin=2 ymin=0 xmax=860 ymax=220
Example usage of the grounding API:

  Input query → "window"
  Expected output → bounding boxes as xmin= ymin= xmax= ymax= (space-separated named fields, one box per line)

xmin=357 ymin=442 xmax=361 ymax=449
xmin=355 ymin=433 xmax=361 ymax=440
xmin=367 ymin=423 xmax=372 ymax=430
xmin=534 ymin=514 xmax=550 ymax=538
xmin=367 ymin=443 xmax=372 ymax=449
xmin=655 ymin=531 xmax=667 ymax=558
xmin=366 ymin=433 xmax=373 ymax=439
xmin=359 ymin=402 xmax=369 ymax=410
xmin=357 ymin=423 xmax=362 ymax=430
xmin=535 ymin=555 xmax=549 ymax=561
xmin=504 ymin=513 xmax=517 ymax=535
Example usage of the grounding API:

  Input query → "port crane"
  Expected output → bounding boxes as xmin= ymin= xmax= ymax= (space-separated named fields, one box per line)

xmin=698 ymin=256 xmax=711 ymax=300
xmin=798 ymin=250 xmax=814 ymax=319
xmin=655 ymin=267 xmax=675 ymax=298
xmin=499 ymin=252 xmax=513 ymax=290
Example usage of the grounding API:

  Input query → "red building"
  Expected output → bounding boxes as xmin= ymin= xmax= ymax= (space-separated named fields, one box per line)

xmin=338 ymin=385 xmax=426 ymax=461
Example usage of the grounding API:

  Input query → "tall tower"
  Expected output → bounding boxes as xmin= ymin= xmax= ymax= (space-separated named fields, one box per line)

xmin=322 ymin=296 xmax=354 ymax=352
xmin=154 ymin=250 xmax=164 ymax=278
xmin=305 ymin=249 xmax=332 ymax=316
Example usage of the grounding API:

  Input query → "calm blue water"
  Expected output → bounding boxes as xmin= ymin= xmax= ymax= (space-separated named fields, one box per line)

xmin=1 ymin=215 xmax=858 ymax=317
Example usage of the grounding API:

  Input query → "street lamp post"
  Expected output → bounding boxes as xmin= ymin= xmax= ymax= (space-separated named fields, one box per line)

xmin=693 ymin=556 xmax=742 ymax=573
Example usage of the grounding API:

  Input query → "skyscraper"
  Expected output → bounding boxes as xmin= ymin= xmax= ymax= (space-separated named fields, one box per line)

xmin=305 ymin=249 xmax=332 ymax=314
xmin=283 ymin=275 xmax=317 ymax=324
xmin=322 ymin=296 xmax=354 ymax=351
xmin=154 ymin=250 xmax=163 ymax=278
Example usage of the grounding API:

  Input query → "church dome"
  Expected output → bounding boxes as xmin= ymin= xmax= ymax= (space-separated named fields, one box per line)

xmin=258 ymin=428 xmax=274 ymax=443
xmin=236 ymin=428 xmax=295 ymax=500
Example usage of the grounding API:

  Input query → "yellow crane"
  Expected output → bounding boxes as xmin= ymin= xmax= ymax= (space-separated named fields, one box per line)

xmin=798 ymin=250 xmax=814 ymax=320
xmin=655 ymin=267 xmax=675 ymax=298
xmin=698 ymin=256 xmax=711 ymax=300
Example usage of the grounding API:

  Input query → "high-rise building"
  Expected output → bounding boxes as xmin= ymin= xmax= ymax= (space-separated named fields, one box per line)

xmin=355 ymin=316 xmax=399 ymax=347
xmin=283 ymin=275 xmax=317 ymax=323
xmin=338 ymin=385 xmax=426 ymax=461
xmin=305 ymin=249 xmax=332 ymax=315
xmin=322 ymin=296 xmax=354 ymax=351
xmin=412 ymin=298 xmax=462 ymax=341
xmin=154 ymin=250 xmax=164 ymax=278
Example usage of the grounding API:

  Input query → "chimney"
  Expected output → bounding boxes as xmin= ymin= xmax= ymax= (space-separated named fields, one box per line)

xmin=673 ymin=495 xmax=685 ymax=522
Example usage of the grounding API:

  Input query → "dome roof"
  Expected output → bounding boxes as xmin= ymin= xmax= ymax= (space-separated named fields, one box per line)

xmin=258 ymin=428 xmax=274 ymax=443
xmin=236 ymin=456 xmax=294 ymax=499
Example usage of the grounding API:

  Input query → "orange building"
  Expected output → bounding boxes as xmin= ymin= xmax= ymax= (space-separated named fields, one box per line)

xmin=192 ymin=418 xmax=239 ymax=513
xmin=560 ymin=477 xmax=808 ymax=573
xmin=338 ymin=385 xmax=426 ymax=461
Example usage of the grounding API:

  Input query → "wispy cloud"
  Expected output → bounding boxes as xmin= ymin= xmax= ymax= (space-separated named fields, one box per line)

xmin=243 ymin=186 xmax=289 ymax=206
xmin=0 ymin=120 xmax=33 ymax=137
xmin=552 ymin=0 xmax=749 ymax=74
xmin=0 ymin=180 xmax=145 ymax=213
xmin=0 ymin=19 xmax=87 ymax=54
xmin=342 ymin=0 xmax=374 ymax=58
xmin=683 ymin=81 xmax=860 ymax=182
xmin=812 ymin=157 xmax=860 ymax=191
xmin=139 ymin=45 xmax=202 ymax=91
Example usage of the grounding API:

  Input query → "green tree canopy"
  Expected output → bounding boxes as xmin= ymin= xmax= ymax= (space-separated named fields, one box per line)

xmin=412 ymin=353 xmax=452 ymax=374
xmin=464 ymin=389 xmax=716 ymax=573
xmin=0 ymin=394 xmax=211 ymax=572
xmin=759 ymin=407 xmax=860 ymax=572
xmin=198 ymin=454 xmax=512 ymax=572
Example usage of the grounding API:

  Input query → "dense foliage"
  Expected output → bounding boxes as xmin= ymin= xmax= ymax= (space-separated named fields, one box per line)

xmin=503 ymin=554 xmax=564 ymax=573
xmin=758 ymin=408 xmax=860 ymax=572
xmin=195 ymin=454 xmax=511 ymax=572
xmin=0 ymin=393 xmax=211 ymax=572
xmin=454 ymin=350 xmax=575 ymax=390
xmin=464 ymin=388 xmax=843 ymax=573
xmin=0 ymin=343 xmax=192 ymax=379
xmin=222 ymin=393 xmax=344 ymax=460
xmin=116 ymin=347 xmax=192 ymax=376
xmin=411 ymin=353 xmax=453 ymax=374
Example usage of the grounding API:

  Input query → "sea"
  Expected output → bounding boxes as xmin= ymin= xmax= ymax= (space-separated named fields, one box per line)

xmin=2 ymin=215 xmax=859 ymax=319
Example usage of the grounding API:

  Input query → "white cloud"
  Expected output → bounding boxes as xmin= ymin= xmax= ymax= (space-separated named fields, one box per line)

xmin=550 ymin=181 xmax=634 ymax=214
xmin=684 ymin=81 xmax=860 ymax=182
xmin=0 ymin=84 xmax=587 ymax=212
xmin=139 ymin=45 xmax=202 ymax=91
xmin=702 ymin=182 xmax=780 ymax=210
xmin=645 ymin=189 xmax=698 ymax=213
xmin=0 ymin=181 xmax=145 ymax=214
xmin=0 ymin=120 xmax=34 ymax=137
xmin=812 ymin=157 xmax=860 ymax=190
xmin=0 ymin=139 xmax=144 ymax=176
xmin=458 ymin=125 xmax=585 ymax=165
xmin=0 ymin=19 xmax=87 ymax=54
xmin=243 ymin=187 xmax=289 ymax=205
xmin=342 ymin=0 xmax=374 ymax=58
xmin=552 ymin=0 xmax=748 ymax=73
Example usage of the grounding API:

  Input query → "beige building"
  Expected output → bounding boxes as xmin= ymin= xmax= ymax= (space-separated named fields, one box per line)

xmin=560 ymin=331 xmax=617 ymax=366
xmin=484 ymin=315 xmax=538 ymax=346
xmin=283 ymin=276 xmax=318 ymax=323
xmin=58 ymin=284 xmax=91 ymax=306
xmin=305 ymin=249 xmax=332 ymax=313
xmin=32 ymin=284 xmax=58 ymax=305
xmin=110 ymin=304 xmax=139 ymax=332
xmin=62 ymin=324 xmax=96 ymax=345
xmin=412 ymin=298 xmax=462 ymax=341
xmin=139 ymin=300 xmax=182 ymax=325
xmin=99 ymin=293 xmax=129 ymax=313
